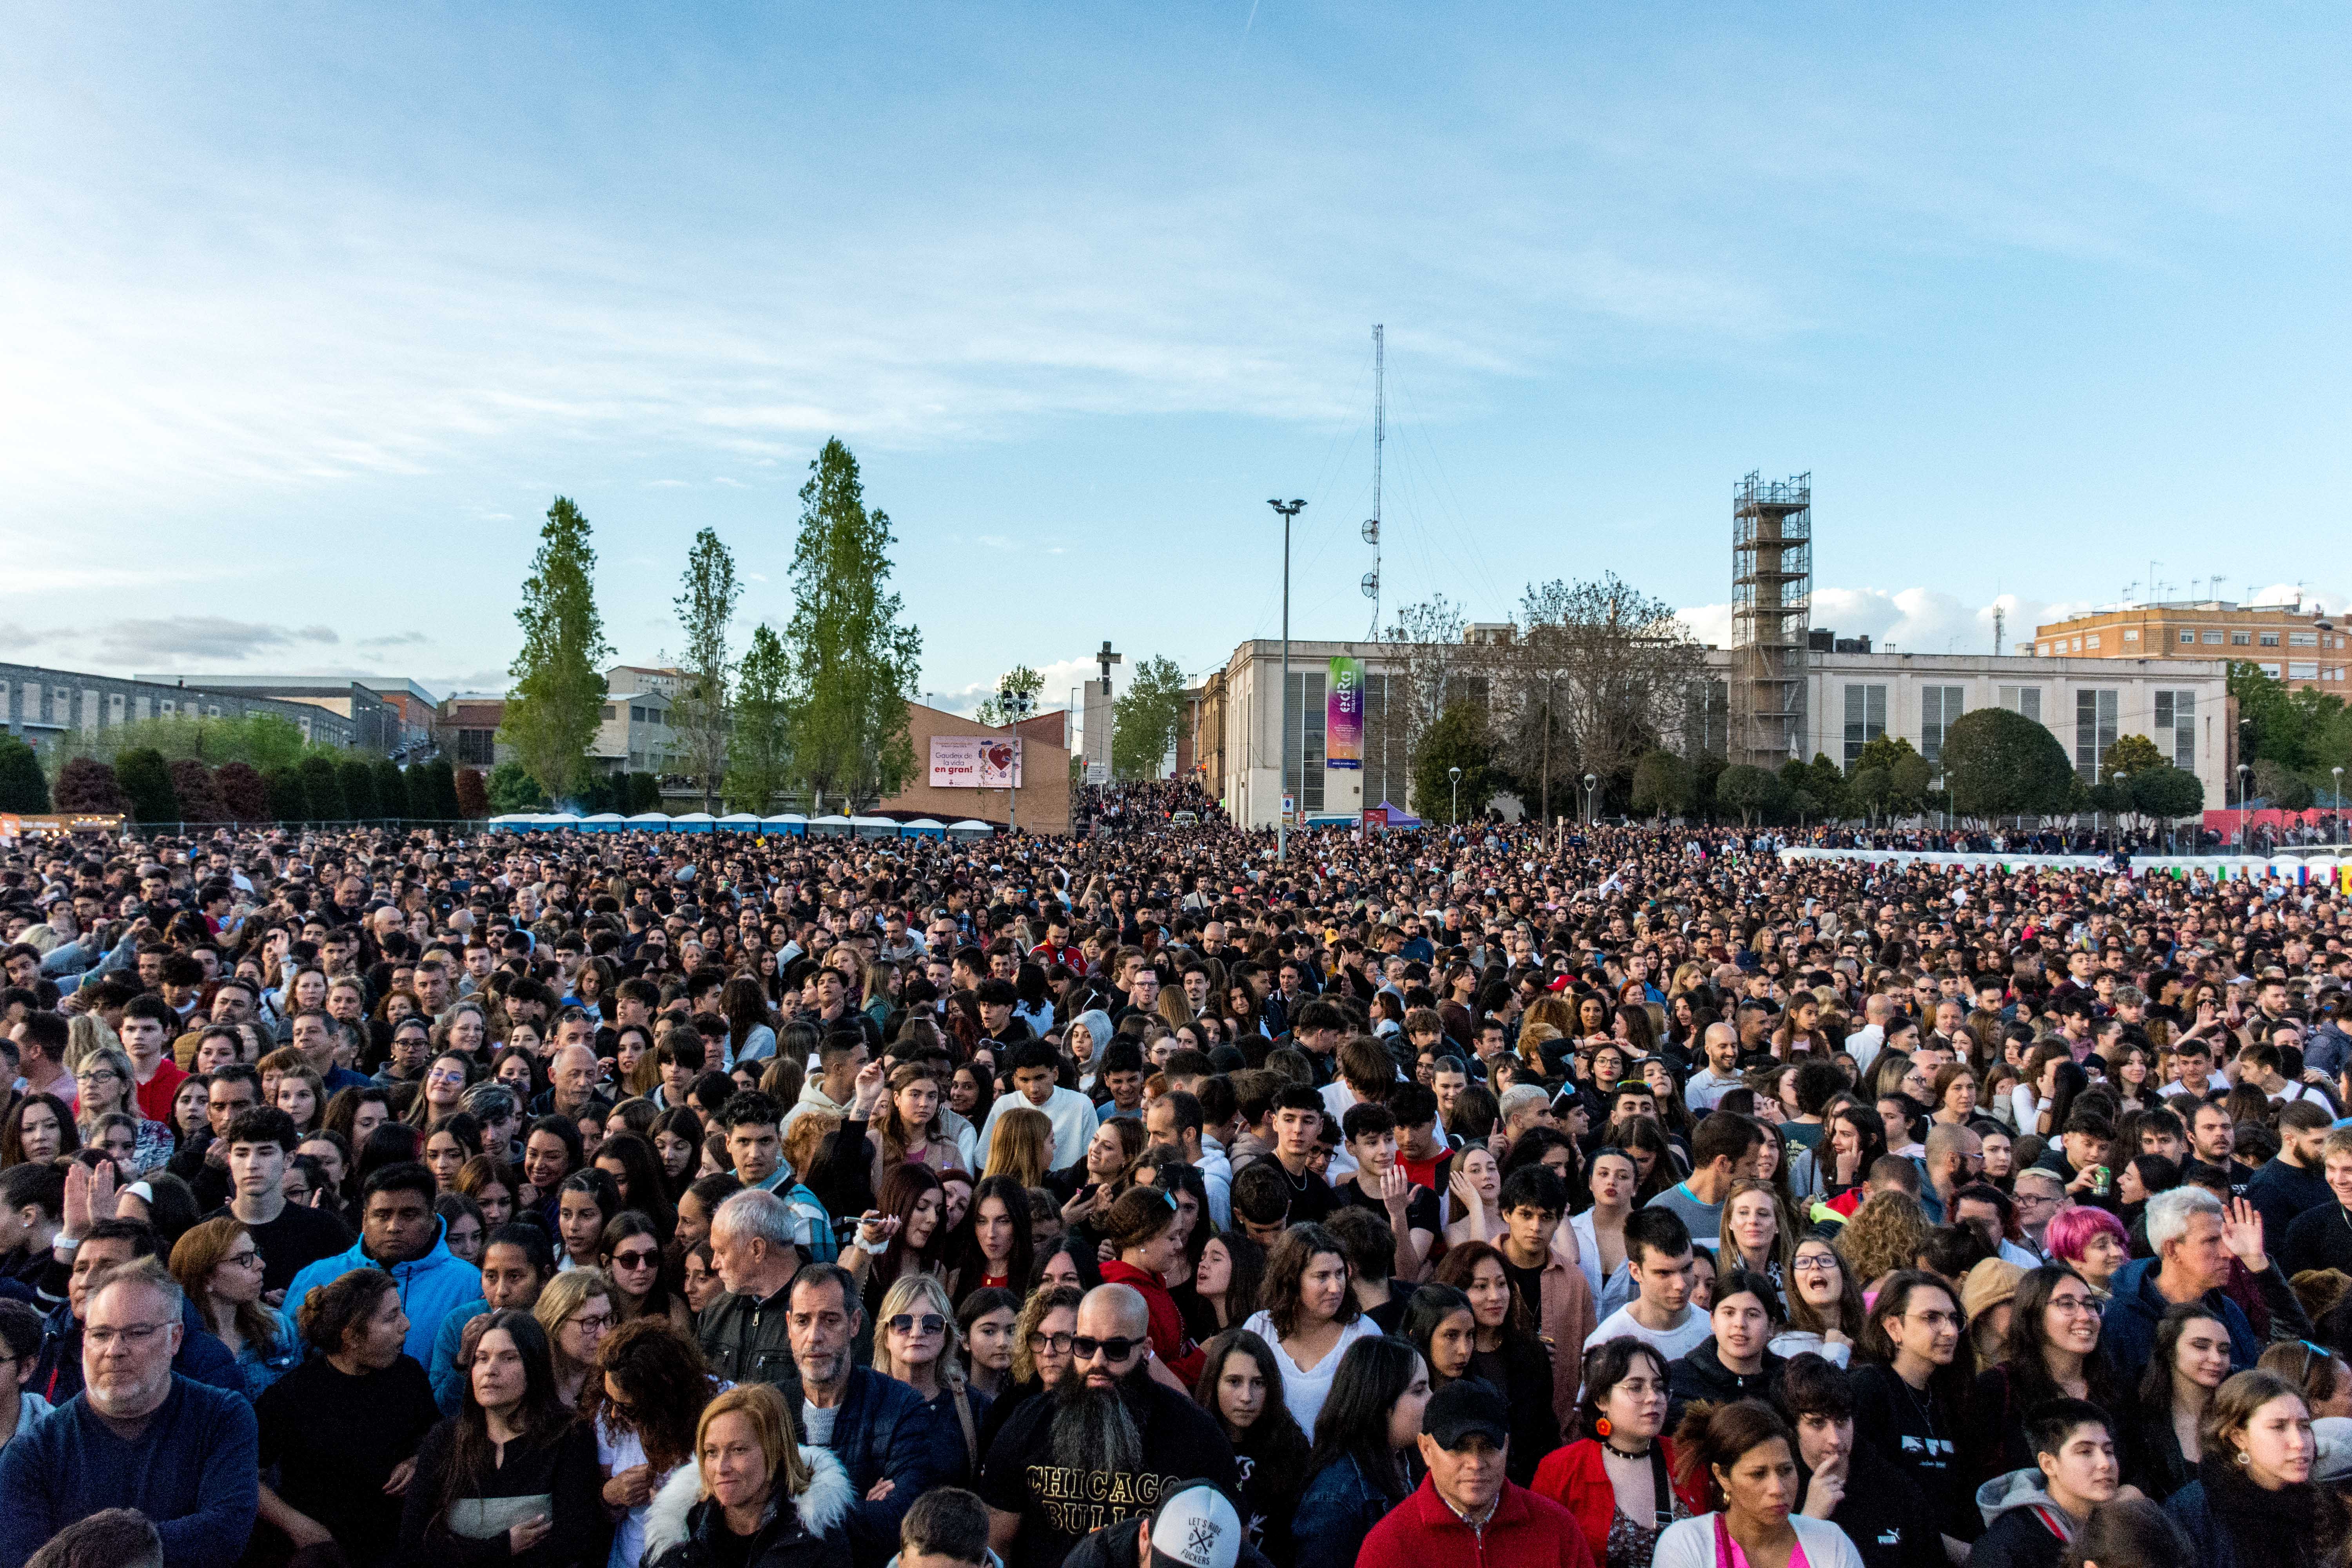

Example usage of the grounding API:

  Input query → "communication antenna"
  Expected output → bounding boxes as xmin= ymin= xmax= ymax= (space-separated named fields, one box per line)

xmin=1993 ymin=604 xmax=2005 ymax=657
xmin=1362 ymin=324 xmax=1384 ymax=636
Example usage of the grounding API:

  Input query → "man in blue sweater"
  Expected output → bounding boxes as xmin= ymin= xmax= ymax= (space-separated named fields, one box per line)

xmin=25 ymin=1218 xmax=241 ymax=1405
xmin=0 ymin=1258 xmax=257 ymax=1568
xmin=280 ymin=1161 xmax=480 ymax=1365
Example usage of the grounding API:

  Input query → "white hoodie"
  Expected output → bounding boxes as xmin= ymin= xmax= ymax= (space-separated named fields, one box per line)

xmin=639 ymin=1444 xmax=853 ymax=1567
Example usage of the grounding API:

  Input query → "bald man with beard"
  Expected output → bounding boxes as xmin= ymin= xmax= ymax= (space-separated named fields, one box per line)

xmin=980 ymin=1285 xmax=1238 ymax=1568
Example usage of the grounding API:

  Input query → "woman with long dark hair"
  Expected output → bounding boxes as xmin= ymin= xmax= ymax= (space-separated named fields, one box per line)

xmin=2125 ymin=1303 xmax=2234 ymax=1501
xmin=1970 ymin=1264 xmax=2121 ymax=1479
xmin=646 ymin=1107 xmax=704 ymax=1203
xmin=1243 ymin=1222 xmax=1381 ymax=1438
xmin=1432 ymin=1239 xmax=1557 ymax=1468
xmin=600 ymin=1212 xmax=690 ymax=1331
xmin=950 ymin=1173 xmax=1034 ymax=1300
xmin=1194 ymin=1328 xmax=1310 ymax=1568
xmin=1192 ymin=1231 xmax=1267 ymax=1336
xmin=399 ymin=1309 xmax=607 ymax=1566
xmin=583 ymin=1317 xmax=720 ymax=1568
xmin=848 ymin=1162 xmax=948 ymax=1325
xmin=1289 ymin=1336 xmax=1432 ymax=1568
xmin=590 ymin=1131 xmax=676 ymax=1241
xmin=720 ymin=976 xmax=777 ymax=1066
xmin=1532 ymin=1337 xmax=1708 ymax=1568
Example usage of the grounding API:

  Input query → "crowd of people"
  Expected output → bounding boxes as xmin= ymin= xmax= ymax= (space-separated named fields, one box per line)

xmin=0 ymin=811 xmax=2347 ymax=1568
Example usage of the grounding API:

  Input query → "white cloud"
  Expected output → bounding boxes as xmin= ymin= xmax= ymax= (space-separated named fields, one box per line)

xmin=89 ymin=616 xmax=344 ymax=665
xmin=1681 ymin=587 xmax=2096 ymax=657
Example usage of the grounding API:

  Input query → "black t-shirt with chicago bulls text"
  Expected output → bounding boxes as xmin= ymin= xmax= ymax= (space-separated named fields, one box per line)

xmin=977 ymin=1376 xmax=1238 ymax=1568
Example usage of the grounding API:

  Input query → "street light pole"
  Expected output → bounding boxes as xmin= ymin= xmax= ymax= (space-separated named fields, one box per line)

xmin=1448 ymin=766 xmax=1461 ymax=826
xmin=1583 ymin=772 xmax=1599 ymax=827
xmin=2336 ymin=766 xmax=2346 ymax=845
xmin=2238 ymin=763 xmax=2254 ymax=853
xmin=1268 ymin=499 xmax=1306 ymax=861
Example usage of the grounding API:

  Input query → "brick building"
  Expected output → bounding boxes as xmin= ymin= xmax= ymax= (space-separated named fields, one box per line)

xmin=877 ymin=701 xmax=1071 ymax=834
xmin=2031 ymin=600 xmax=2347 ymax=694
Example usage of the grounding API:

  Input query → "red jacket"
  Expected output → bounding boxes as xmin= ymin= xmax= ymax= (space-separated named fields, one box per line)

xmin=1099 ymin=1259 xmax=1203 ymax=1385
xmin=1529 ymin=1437 xmax=1709 ymax=1566
xmin=1357 ymin=1477 xmax=1593 ymax=1568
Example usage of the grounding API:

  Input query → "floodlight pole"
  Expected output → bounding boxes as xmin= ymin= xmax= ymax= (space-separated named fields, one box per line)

xmin=1269 ymin=499 xmax=1306 ymax=860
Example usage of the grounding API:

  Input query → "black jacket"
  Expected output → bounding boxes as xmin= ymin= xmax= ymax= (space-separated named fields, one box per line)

xmin=642 ymin=1443 xmax=857 ymax=1568
xmin=1802 ymin=1443 xmax=1942 ymax=1568
xmin=1666 ymin=1336 xmax=1785 ymax=1426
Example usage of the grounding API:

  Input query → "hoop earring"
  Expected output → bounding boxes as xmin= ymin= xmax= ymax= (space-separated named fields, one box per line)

xmin=2235 ymin=1449 xmax=2250 ymax=1466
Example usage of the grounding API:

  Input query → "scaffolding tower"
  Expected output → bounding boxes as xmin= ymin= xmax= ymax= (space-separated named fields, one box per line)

xmin=1730 ymin=471 xmax=1811 ymax=768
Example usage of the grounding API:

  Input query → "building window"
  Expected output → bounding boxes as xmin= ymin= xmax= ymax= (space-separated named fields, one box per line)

xmin=1998 ymin=685 xmax=2042 ymax=723
xmin=2231 ymin=631 xmax=2251 ymax=645
xmin=2179 ymin=629 xmax=2196 ymax=644
xmin=2202 ymin=630 xmax=2223 ymax=644
xmin=1843 ymin=684 xmax=1886 ymax=769
xmin=2153 ymin=690 xmax=2196 ymax=768
xmin=2260 ymin=631 xmax=2281 ymax=647
xmin=2070 ymin=638 xmax=2082 ymax=652
xmin=2260 ymin=663 xmax=2281 ymax=679
xmin=2086 ymin=634 xmax=2101 ymax=649
xmin=2074 ymin=689 xmax=2118 ymax=779
xmin=456 ymin=729 xmax=496 ymax=765
xmin=1283 ymin=671 xmax=1326 ymax=813
xmin=2290 ymin=631 xmax=2318 ymax=646
xmin=2290 ymin=662 xmax=2319 ymax=681
xmin=1920 ymin=685 xmax=1965 ymax=766
xmin=2122 ymin=628 xmax=2139 ymax=641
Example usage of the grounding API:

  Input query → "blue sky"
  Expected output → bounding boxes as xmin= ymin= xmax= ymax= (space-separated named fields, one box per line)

xmin=4 ymin=4 xmax=2348 ymax=721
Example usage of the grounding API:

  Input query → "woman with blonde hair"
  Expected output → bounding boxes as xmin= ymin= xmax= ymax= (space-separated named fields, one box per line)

xmin=980 ymin=1105 xmax=1054 ymax=1189
xmin=641 ymin=1382 xmax=853 ymax=1568
xmin=533 ymin=1267 xmax=616 ymax=1409
xmin=72 ymin=1045 xmax=174 ymax=1173
xmin=1835 ymin=1187 xmax=1934 ymax=1295
xmin=871 ymin=1272 xmax=987 ymax=1480
xmin=63 ymin=1011 xmax=120 ymax=1076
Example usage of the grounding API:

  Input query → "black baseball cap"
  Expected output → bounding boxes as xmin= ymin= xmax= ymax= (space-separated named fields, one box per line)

xmin=1423 ymin=1379 xmax=1510 ymax=1450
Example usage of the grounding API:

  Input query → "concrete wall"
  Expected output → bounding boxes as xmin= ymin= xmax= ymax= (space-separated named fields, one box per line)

xmin=881 ymin=702 xmax=1072 ymax=834
xmin=0 ymin=662 xmax=362 ymax=755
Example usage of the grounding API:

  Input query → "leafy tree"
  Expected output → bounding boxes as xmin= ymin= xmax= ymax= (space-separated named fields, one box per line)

xmin=1629 ymin=750 xmax=1691 ymax=818
xmin=781 ymin=440 xmax=922 ymax=813
xmin=48 ymin=711 xmax=328 ymax=774
xmin=2100 ymin=733 xmax=2166 ymax=780
xmin=263 ymin=767 xmax=307 ymax=822
xmin=299 ymin=755 xmax=346 ymax=821
xmin=1715 ymin=764 xmax=1782 ymax=827
xmin=724 ymin=622 xmax=795 ymax=815
xmin=500 ymin=495 xmax=612 ymax=805
xmin=1853 ymin=733 xmax=1922 ymax=775
xmin=1688 ymin=751 xmax=1727 ymax=823
xmin=373 ymin=757 xmax=410 ymax=821
xmin=1942 ymin=708 xmax=2075 ymax=821
xmin=625 ymin=772 xmax=662 ymax=814
xmin=454 ymin=767 xmax=491 ymax=820
xmin=1112 ymin=655 xmax=1188 ymax=780
xmin=169 ymin=760 xmax=225 ymax=826
xmin=576 ymin=773 xmax=622 ymax=815
xmin=337 ymin=759 xmax=379 ymax=820
xmin=975 ymin=665 xmax=1044 ymax=728
xmin=0 ymin=737 xmax=51 ymax=812
xmin=1848 ymin=766 xmax=1892 ymax=824
xmin=216 ymin=762 xmax=269 ymax=824
xmin=1805 ymin=753 xmax=1851 ymax=822
xmin=407 ymin=758 xmax=461 ymax=821
xmin=671 ymin=526 xmax=741 ymax=812
xmin=487 ymin=761 xmax=547 ymax=815
xmin=1411 ymin=701 xmax=1497 ymax=824
xmin=1890 ymin=752 xmax=1933 ymax=817
xmin=2131 ymin=764 xmax=2205 ymax=821
xmin=2252 ymin=758 xmax=2314 ymax=810
xmin=114 ymin=748 xmax=178 ymax=824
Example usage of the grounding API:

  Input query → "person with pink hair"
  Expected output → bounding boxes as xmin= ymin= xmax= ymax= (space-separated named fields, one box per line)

xmin=2043 ymin=1204 xmax=2130 ymax=1301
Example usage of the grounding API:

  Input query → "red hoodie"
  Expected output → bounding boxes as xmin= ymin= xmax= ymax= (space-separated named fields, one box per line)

xmin=1098 ymin=1259 xmax=1203 ymax=1385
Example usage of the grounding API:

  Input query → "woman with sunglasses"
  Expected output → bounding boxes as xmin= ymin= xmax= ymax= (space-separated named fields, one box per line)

xmin=600 ymin=1213 xmax=690 ymax=1331
xmin=873 ymin=1272 xmax=987 ymax=1483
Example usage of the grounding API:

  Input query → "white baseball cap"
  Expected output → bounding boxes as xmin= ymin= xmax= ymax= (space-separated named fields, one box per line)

xmin=1147 ymin=1484 xmax=1243 ymax=1568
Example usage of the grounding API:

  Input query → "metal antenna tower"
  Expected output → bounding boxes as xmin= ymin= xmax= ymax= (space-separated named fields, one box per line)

xmin=1993 ymin=604 xmax=2005 ymax=657
xmin=1361 ymin=325 xmax=1384 ymax=636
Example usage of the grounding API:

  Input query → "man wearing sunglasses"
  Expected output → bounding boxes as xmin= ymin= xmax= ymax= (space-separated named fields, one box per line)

xmin=978 ymin=1284 xmax=1237 ymax=1568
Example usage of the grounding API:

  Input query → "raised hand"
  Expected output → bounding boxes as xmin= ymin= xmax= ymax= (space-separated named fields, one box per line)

xmin=2221 ymin=1197 xmax=2268 ymax=1272
xmin=1379 ymin=1163 xmax=1411 ymax=1213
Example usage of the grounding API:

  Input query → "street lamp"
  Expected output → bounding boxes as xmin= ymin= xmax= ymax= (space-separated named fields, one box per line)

xmin=2110 ymin=771 xmax=2128 ymax=851
xmin=2237 ymin=762 xmax=2254 ymax=852
xmin=1269 ymin=498 xmax=1307 ymax=861
xmin=2336 ymin=766 xmax=2346 ymax=845
xmin=999 ymin=680 xmax=1035 ymax=836
xmin=1448 ymin=766 xmax=1462 ymax=825
xmin=1582 ymin=772 xmax=1599 ymax=826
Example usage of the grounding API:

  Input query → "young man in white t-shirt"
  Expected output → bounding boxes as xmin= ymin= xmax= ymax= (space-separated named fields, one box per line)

xmin=1583 ymin=1207 xmax=1712 ymax=1362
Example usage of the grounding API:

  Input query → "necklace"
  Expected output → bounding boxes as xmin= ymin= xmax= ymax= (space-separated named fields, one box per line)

xmin=1602 ymin=1440 xmax=1654 ymax=1459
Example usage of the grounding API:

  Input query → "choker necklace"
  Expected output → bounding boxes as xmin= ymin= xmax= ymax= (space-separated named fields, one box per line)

xmin=1603 ymin=1440 xmax=1653 ymax=1459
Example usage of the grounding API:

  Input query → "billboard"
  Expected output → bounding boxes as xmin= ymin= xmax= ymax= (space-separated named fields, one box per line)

xmin=1327 ymin=655 xmax=1363 ymax=769
xmin=929 ymin=736 xmax=1022 ymax=788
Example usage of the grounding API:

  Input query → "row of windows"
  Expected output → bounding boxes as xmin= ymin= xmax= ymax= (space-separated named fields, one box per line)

xmin=2031 ymin=628 xmax=2343 ymax=654
xmin=1841 ymin=683 xmax=2197 ymax=777
xmin=3 ymin=683 xmax=231 ymax=729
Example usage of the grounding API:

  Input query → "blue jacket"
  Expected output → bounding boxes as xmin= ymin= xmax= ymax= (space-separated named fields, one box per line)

xmin=426 ymin=1294 xmax=488 ymax=1414
xmin=763 ymin=1364 xmax=962 ymax=1568
xmin=1292 ymin=1453 xmax=1398 ymax=1568
xmin=0 ymin=1374 xmax=259 ymax=1568
xmin=280 ymin=1217 xmax=481 ymax=1367
xmin=30 ymin=1294 xmax=245 ymax=1406
xmin=2100 ymin=1256 xmax=2259 ymax=1376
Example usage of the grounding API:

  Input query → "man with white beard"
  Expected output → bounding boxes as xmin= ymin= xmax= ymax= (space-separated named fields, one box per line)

xmin=0 ymin=1258 xmax=258 ymax=1568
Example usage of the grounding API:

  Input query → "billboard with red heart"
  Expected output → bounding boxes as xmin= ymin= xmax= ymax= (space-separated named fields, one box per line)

xmin=929 ymin=735 xmax=1023 ymax=788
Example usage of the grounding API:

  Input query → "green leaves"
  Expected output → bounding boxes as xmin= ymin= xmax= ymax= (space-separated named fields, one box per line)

xmin=1939 ymin=706 xmax=2074 ymax=821
xmin=1112 ymin=655 xmax=1187 ymax=780
xmin=724 ymin=622 xmax=795 ymax=814
xmin=500 ymin=495 xmax=612 ymax=805
xmin=672 ymin=526 xmax=742 ymax=811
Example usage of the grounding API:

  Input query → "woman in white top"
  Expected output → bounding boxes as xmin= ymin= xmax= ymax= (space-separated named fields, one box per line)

xmin=1652 ymin=1399 xmax=1862 ymax=1568
xmin=1240 ymin=1221 xmax=1382 ymax=1438
xmin=1767 ymin=1237 xmax=1864 ymax=1370
xmin=1570 ymin=1148 xmax=1638 ymax=1323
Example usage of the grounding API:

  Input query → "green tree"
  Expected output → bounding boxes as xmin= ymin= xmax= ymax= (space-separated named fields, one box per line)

xmin=488 ymin=761 xmax=548 ymax=815
xmin=781 ymin=440 xmax=921 ymax=812
xmin=1942 ymin=708 xmax=2075 ymax=821
xmin=671 ymin=526 xmax=742 ymax=812
xmin=264 ymin=767 xmax=307 ymax=822
xmin=1715 ymin=764 xmax=1782 ymax=826
xmin=114 ymin=748 xmax=178 ymax=824
xmin=2131 ymin=764 xmax=2205 ymax=821
xmin=0 ymin=737 xmax=51 ymax=812
xmin=1628 ymin=750 xmax=1691 ymax=818
xmin=338 ymin=758 xmax=381 ymax=820
xmin=374 ymin=757 xmax=410 ymax=821
xmin=1805 ymin=753 xmax=1851 ymax=822
xmin=1890 ymin=752 xmax=1933 ymax=817
xmin=2100 ymin=733 xmax=2165 ymax=780
xmin=408 ymin=758 xmax=461 ymax=820
xmin=2252 ymin=758 xmax=2314 ymax=809
xmin=1848 ymin=765 xmax=1892 ymax=824
xmin=1112 ymin=655 xmax=1188 ymax=780
xmin=1410 ymin=701 xmax=1496 ymax=824
xmin=299 ymin=755 xmax=346 ymax=821
xmin=975 ymin=665 xmax=1045 ymax=728
xmin=625 ymin=772 xmax=662 ymax=814
xmin=723 ymin=623 xmax=795 ymax=815
xmin=499 ymin=495 xmax=612 ymax=805
xmin=169 ymin=760 xmax=225 ymax=825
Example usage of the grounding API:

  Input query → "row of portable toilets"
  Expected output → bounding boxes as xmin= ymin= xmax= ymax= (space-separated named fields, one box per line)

xmin=483 ymin=812 xmax=996 ymax=840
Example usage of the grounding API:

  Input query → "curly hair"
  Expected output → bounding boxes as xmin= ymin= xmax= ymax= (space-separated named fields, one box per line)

xmin=295 ymin=1267 xmax=398 ymax=1355
xmin=586 ymin=1317 xmax=717 ymax=1473
xmin=1835 ymin=1188 xmax=1933 ymax=1289
xmin=1011 ymin=1284 xmax=1083 ymax=1385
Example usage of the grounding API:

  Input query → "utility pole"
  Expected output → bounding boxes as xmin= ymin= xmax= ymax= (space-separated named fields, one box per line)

xmin=1000 ymin=679 xmax=1034 ymax=837
xmin=1269 ymin=499 xmax=1306 ymax=860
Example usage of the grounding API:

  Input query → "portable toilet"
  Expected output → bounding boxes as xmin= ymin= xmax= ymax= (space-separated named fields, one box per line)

xmin=716 ymin=813 xmax=762 ymax=833
xmin=808 ymin=814 xmax=855 ymax=838
xmin=760 ymin=814 xmax=808 ymax=837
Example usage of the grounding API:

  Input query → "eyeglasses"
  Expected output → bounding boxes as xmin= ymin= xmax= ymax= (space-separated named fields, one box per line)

xmin=610 ymin=1248 xmax=661 ymax=1271
xmin=85 ymin=1322 xmax=174 ymax=1349
xmin=76 ymin=1070 xmax=121 ymax=1085
xmin=887 ymin=1313 xmax=947 ymax=1336
xmin=1071 ymin=1334 xmax=1145 ymax=1363
xmin=567 ymin=1311 xmax=615 ymax=1334
xmin=1791 ymin=1255 xmax=1840 ymax=1274
xmin=1027 ymin=1330 xmax=1074 ymax=1354
xmin=225 ymin=1249 xmax=266 ymax=1270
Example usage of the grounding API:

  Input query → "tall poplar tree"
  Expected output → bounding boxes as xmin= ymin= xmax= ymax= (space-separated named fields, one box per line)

xmin=499 ymin=496 xmax=612 ymax=804
xmin=723 ymin=623 xmax=795 ymax=813
xmin=781 ymin=441 xmax=921 ymax=813
xmin=671 ymin=526 xmax=740 ymax=812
